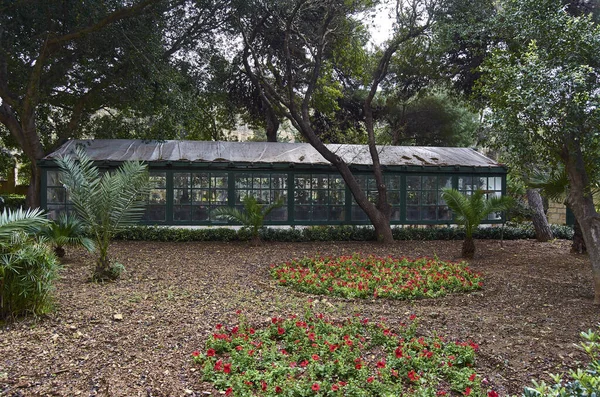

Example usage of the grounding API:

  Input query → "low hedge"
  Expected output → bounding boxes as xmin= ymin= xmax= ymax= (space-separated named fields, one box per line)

xmin=0 ymin=194 xmax=26 ymax=211
xmin=114 ymin=223 xmax=574 ymax=242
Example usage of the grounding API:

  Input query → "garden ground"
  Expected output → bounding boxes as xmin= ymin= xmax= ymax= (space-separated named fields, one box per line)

xmin=0 ymin=239 xmax=596 ymax=396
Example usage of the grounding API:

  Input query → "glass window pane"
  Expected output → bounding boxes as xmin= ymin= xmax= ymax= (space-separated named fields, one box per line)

xmin=174 ymin=189 xmax=191 ymax=204
xmin=47 ymin=171 xmax=61 ymax=186
xmin=143 ymin=205 xmax=165 ymax=221
xmin=47 ymin=187 xmax=67 ymax=203
xmin=422 ymin=176 xmax=437 ymax=190
xmin=407 ymin=176 xmax=421 ymax=190
xmin=295 ymin=205 xmax=311 ymax=221
xmin=149 ymin=189 xmax=166 ymax=204
xmin=173 ymin=205 xmax=191 ymax=221
xmin=173 ymin=173 xmax=190 ymax=189
xmin=494 ymin=177 xmax=502 ymax=191
xmin=149 ymin=172 xmax=166 ymax=188
xmin=406 ymin=191 xmax=420 ymax=205
xmin=439 ymin=176 xmax=452 ymax=189
xmin=192 ymin=206 xmax=210 ymax=221
xmin=421 ymin=206 xmax=437 ymax=220
xmin=422 ymin=191 xmax=437 ymax=205
xmin=406 ymin=206 xmax=420 ymax=221
xmin=438 ymin=207 xmax=451 ymax=220
xmin=329 ymin=206 xmax=345 ymax=221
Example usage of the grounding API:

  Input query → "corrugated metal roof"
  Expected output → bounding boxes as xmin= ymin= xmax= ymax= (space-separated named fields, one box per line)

xmin=43 ymin=139 xmax=503 ymax=168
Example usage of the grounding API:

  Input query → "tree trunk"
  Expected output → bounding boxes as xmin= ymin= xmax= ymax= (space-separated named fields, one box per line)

xmin=571 ymin=215 xmax=587 ymax=254
xmin=26 ymin=162 xmax=42 ymax=209
xmin=526 ymin=188 xmax=553 ymax=242
xmin=264 ymin=102 xmax=280 ymax=142
xmin=563 ymin=143 xmax=600 ymax=304
xmin=462 ymin=237 xmax=476 ymax=259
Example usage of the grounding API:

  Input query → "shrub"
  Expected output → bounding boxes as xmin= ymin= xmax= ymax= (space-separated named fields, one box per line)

xmin=0 ymin=208 xmax=59 ymax=319
xmin=112 ymin=223 xmax=574 ymax=243
xmin=40 ymin=213 xmax=95 ymax=258
xmin=270 ymin=254 xmax=483 ymax=300
xmin=0 ymin=194 xmax=26 ymax=211
xmin=193 ymin=309 xmax=498 ymax=396
xmin=522 ymin=324 xmax=600 ymax=397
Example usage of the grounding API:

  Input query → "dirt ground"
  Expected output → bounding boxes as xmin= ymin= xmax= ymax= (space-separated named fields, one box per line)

xmin=0 ymin=239 xmax=597 ymax=396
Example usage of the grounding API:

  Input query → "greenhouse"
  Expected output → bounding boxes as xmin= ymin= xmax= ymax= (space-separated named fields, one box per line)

xmin=39 ymin=139 xmax=507 ymax=226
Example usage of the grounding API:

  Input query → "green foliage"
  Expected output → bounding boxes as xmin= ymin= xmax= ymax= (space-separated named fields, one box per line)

xmin=40 ymin=214 xmax=95 ymax=258
xmin=441 ymin=189 xmax=512 ymax=239
xmin=522 ymin=324 xmax=600 ymax=397
xmin=0 ymin=195 xmax=26 ymax=211
xmin=271 ymin=254 xmax=483 ymax=300
xmin=113 ymin=223 xmax=574 ymax=243
xmin=213 ymin=196 xmax=284 ymax=243
xmin=56 ymin=147 xmax=150 ymax=281
xmin=479 ymin=0 xmax=600 ymax=179
xmin=193 ymin=309 xmax=493 ymax=396
xmin=0 ymin=208 xmax=59 ymax=319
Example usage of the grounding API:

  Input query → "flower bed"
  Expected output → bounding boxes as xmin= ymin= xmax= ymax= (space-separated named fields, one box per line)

xmin=270 ymin=254 xmax=483 ymax=299
xmin=193 ymin=310 xmax=498 ymax=396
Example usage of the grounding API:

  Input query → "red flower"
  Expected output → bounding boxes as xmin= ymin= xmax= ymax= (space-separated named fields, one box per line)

xmin=223 ymin=363 xmax=231 ymax=374
xmin=216 ymin=323 xmax=223 ymax=330
xmin=192 ymin=350 xmax=200 ymax=357
xmin=367 ymin=376 xmax=374 ymax=383
xmin=214 ymin=359 xmax=223 ymax=371
xmin=261 ymin=380 xmax=268 ymax=391
xmin=464 ymin=387 xmax=472 ymax=396
xmin=275 ymin=386 xmax=283 ymax=393
xmin=300 ymin=360 xmax=309 ymax=368
xmin=278 ymin=326 xmax=285 ymax=335
xmin=249 ymin=328 xmax=255 ymax=334
xmin=289 ymin=362 xmax=297 ymax=368
xmin=206 ymin=348 xmax=216 ymax=357
xmin=311 ymin=383 xmax=320 ymax=391
xmin=355 ymin=363 xmax=362 ymax=370
xmin=409 ymin=314 xmax=417 ymax=321
xmin=376 ymin=360 xmax=386 ymax=368
xmin=408 ymin=370 xmax=419 ymax=382
xmin=225 ymin=387 xmax=233 ymax=396
xmin=236 ymin=345 xmax=243 ymax=351
xmin=469 ymin=373 xmax=476 ymax=382
xmin=395 ymin=346 xmax=403 ymax=358
xmin=331 ymin=384 xmax=339 ymax=391
xmin=312 ymin=354 xmax=320 ymax=361
xmin=488 ymin=392 xmax=499 ymax=397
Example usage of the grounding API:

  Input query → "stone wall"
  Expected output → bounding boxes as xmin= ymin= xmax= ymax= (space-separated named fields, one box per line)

xmin=547 ymin=200 xmax=566 ymax=225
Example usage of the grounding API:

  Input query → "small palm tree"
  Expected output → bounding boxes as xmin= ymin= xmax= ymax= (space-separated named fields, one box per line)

xmin=441 ymin=188 xmax=513 ymax=258
xmin=0 ymin=207 xmax=59 ymax=319
xmin=214 ymin=195 xmax=284 ymax=245
xmin=40 ymin=213 xmax=95 ymax=258
xmin=56 ymin=147 xmax=150 ymax=281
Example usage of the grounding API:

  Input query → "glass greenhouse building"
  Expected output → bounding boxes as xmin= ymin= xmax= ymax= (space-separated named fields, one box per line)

xmin=40 ymin=139 xmax=507 ymax=226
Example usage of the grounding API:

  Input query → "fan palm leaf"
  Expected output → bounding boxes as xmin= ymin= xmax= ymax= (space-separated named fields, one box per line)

xmin=0 ymin=208 xmax=48 ymax=241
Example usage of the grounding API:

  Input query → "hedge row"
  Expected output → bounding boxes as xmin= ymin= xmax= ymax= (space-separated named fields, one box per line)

xmin=0 ymin=194 xmax=26 ymax=210
xmin=114 ymin=223 xmax=574 ymax=242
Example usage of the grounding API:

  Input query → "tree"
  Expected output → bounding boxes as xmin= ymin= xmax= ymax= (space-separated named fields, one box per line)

xmin=234 ymin=0 xmax=437 ymax=243
xmin=479 ymin=0 xmax=600 ymax=303
xmin=0 ymin=0 xmax=230 ymax=207
xmin=40 ymin=214 xmax=95 ymax=258
xmin=441 ymin=188 xmax=512 ymax=258
xmin=56 ymin=148 xmax=150 ymax=281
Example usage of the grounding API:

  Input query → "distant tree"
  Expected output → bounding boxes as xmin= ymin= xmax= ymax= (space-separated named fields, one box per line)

xmin=480 ymin=0 xmax=600 ymax=303
xmin=0 ymin=0 xmax=230 ymax=207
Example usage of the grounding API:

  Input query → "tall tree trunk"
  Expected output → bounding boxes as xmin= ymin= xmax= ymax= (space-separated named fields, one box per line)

xmin=264 ymin=104 xmax=280 ymax=142
xmin=571 ymin=215 xmax=587 ymax=254
xmin=563 ymin=143 xmax=600 ymax=304
xmin=526 ymin=188 xmax=553 ymax=241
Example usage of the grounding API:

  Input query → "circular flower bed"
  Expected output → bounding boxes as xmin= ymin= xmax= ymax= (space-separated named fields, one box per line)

xmin=270 ymin=254 xmax=483 ymax=299
xmin=193 ymin=310 xmax=498 ymax=396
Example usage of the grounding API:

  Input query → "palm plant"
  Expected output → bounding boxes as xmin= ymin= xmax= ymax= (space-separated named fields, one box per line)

xmin=0 ymin=207 xmax=59 ymax=319
xmin=56 ymin=147 xmax=150 ymax=281
xmin=40 ymin=213 xmax=95 ymax=258
xmin=441 ymin=188 xmax=513 ymax=258
xmin=214 ymin=195 xmax=284 ymax=245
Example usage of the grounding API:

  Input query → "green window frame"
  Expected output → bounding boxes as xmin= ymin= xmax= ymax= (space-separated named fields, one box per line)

xmin=350 ymin=175 xmax=402 ymax=222
xmin=45 ymin=170 xmax=71 ymax=220
xmin=172 ymin=172 xmax=229 ymax=222
xmin=405 ymin=175 xmax=453 ymax=222
xmin=234 ymin=173 xmax=288 ymax=221
xmin=293 ymin=173 xmax=345 ymax=222
xmin=143 ymin=172 xmax=167 ymax=222
xmin=458 ymin=175 xmax=504 ymax=220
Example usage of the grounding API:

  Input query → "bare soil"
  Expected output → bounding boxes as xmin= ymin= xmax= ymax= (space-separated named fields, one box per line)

xmin=0 ymin=239 xmax=597 ymax=396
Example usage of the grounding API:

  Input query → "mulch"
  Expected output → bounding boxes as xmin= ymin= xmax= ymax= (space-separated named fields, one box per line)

xmin=0 ymin=238 xmax=596 ymax=396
